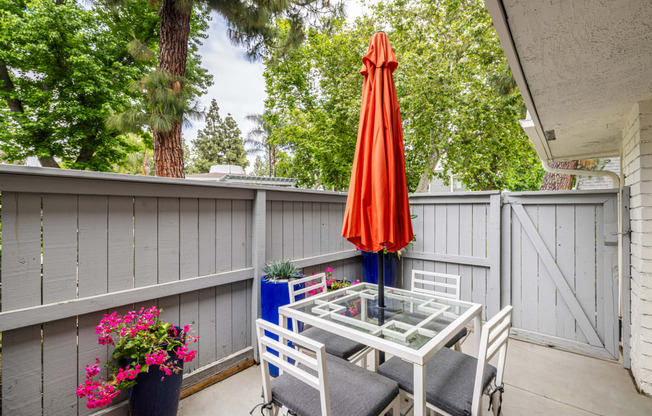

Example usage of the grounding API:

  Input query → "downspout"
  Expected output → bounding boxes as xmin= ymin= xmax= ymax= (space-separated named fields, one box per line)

xmin=540 ymin=158 xmax=621 ymax=189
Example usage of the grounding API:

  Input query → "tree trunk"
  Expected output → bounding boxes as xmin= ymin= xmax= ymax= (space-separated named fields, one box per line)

xmin=154 ymin=0 xmax=191 ymax=178
xmin=539 ymin=160 xmax=579 ymax=190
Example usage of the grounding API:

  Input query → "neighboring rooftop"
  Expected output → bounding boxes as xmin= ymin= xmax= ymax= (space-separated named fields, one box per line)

xmin=186 ymin=164 xmax=298 ymax=187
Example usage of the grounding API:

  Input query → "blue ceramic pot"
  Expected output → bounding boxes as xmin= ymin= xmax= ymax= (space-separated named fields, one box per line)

xmin=361 ymin=251 xmax=401 ymax=287
xmin=260 ymin=275 xmax=304 ymax=376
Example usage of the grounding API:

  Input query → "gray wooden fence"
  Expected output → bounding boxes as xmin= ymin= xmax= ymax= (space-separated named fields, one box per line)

xmin=0 ymin=165 xmax=625 ymax=415
xmin=0 ymin=166 xmax=358 ymax=416
xmin=404 ymin=189 xmax=621 ymax=361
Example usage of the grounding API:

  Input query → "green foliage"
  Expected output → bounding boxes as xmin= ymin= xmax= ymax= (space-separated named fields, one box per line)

xmin=0 ymin=0 xmax=212 ymax=171
xmin=186 ymin=99 xmax=248 ymax=173
xmin=113 ymin=132 xmax=154 ymax=175
xmin=263 ymin=0 xmax=544 ymax=191
xmin=263 ymin=260 xmax=301 ymax=282
xmin=0 ymin=0 xmax=157 ymax=170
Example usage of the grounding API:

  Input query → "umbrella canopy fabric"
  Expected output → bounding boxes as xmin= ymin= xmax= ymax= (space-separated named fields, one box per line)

xmin=342 ymin=32 xmax=414 ymax=254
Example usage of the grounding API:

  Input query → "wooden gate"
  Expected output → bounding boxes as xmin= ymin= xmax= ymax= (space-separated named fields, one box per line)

xmin=502 ymin=190 xmax=619 ymax=360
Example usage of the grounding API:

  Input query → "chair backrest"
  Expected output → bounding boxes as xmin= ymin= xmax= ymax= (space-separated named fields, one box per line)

xmin=411 ymin=269 xmax=461 ymax=300
xmin=471 ymin=305 xmax=513 ymax=416
xmin=256 ymin=318 xmax=331 ymax=415
xmin=288 ymin=273 xmax=328 ymax=332
xmin=289 ymin=272 xmax=328 ymax=303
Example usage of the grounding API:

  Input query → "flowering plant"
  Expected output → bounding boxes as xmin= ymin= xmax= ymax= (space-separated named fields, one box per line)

xmin=76 ymin=306 xmax=198 ymax=409
xmin=308 ymin=267 xmax=362 ymax=315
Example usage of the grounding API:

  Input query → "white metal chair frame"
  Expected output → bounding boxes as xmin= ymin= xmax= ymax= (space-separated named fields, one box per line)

xmin=288 ymin=273 xmax=372 ymax=367
xmin=411 ymin=270 xmax=464 ymax=351
xmin=411 ymin=270 xmax=461 ymax=300
xmin=401 ymin=305 xmax=513 ymax=416
xmin=256 ymin=319 xmax=400 ymax=416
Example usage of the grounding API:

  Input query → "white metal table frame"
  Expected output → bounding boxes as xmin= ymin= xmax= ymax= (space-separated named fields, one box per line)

xmin=278 ymin=282 xmax=482 ymax=416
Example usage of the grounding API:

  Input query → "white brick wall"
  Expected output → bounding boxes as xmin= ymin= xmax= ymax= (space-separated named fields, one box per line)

xmin=623 ymin=98 xmax=652 ymax=394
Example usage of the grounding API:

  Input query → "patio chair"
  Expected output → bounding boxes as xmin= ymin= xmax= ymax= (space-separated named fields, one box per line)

xmin=288 ymin=273 xmax=370 ymax=365
xmin=377 ymin=305 xmax=513 ymax=416
xmin=411 ymin=270 xmax=466 ymax=351
xmin=256 ymin=319 xmax=401 ymax=416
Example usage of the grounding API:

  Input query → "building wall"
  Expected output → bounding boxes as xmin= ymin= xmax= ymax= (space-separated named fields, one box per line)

xmin=622 ymin=98 xmax=652 ymax=393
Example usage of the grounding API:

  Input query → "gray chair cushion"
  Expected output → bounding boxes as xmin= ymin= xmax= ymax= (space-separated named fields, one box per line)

xmin=377 ymin=348 xmax=497 ymax=416
xmin=271 ymin=355 xmax=399 ymax=416
xmin=301 ymin=326 xmax=367 ymax=360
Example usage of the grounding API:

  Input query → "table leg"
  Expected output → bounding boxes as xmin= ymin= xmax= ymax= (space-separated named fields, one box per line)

xmin=474 ymin=313 xmax=482 ymax=357
xmin=413 ymin=362 xmax=426 ymax=416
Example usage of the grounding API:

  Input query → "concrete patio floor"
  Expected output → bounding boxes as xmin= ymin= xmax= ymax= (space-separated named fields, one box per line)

xmin=178 ymin=335 xmax=652 ymax=415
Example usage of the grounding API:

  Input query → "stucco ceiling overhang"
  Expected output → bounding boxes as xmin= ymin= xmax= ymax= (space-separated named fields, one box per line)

xmin=484 ymin=0 xmax=652 ymax=162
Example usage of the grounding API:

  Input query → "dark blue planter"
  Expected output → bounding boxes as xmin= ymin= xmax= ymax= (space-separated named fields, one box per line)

xmin=128 ymin=339 xmax=184 ymax=416
xmin=260 ymin=275 xmax=304 ymax=376
xmin=361 ymin=251 xmax=401 ymax=287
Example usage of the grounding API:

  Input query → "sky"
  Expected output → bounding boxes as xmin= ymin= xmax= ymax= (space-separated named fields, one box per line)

xmin=184 ymin=1 xmax=368 ymax=172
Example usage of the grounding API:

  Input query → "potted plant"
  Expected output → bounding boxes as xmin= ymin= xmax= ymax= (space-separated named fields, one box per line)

xmin=76 ymin=306 xmax=198 ymax=416
xmin=260 ymin=260 xmax=303 ymax=376
xmin=307 ymin=267 xmax=362 ymax=315
xmin=361 ymin=214 xmax=417 ymax=287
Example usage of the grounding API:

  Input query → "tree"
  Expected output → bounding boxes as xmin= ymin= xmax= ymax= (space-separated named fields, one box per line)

xmin=0 ymin=0 xmax=158 ymax=170
xmin=250 ymin=156 xmax=268 ymax=176
xmin=263 ymin=0 xmax=544 ymax=191
xmin=187 ymin=99 xmax=248 ymax=173
xmin=108 ymin=0 xmax=340 ymax=178
xmin=539 ymin=161 xmax=578 ymax=190
xmin=245 ymin=113 xmax=282 ymax=177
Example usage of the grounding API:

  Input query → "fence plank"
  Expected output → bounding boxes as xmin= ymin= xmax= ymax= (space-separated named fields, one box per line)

xmin=282 ymin=201 xmax=294 ymax=259
xmin=232 ymin=201 xmax=249 ymax=352
xmin=271 ymin=201 xmax=283 ymax=260
xmin=3 ymin=192 xmax=42 ymax=310
xmin=303 ymin=202 xmax=315 ymax=258
xmin=42 ymin=194 xmax=78 ymax=415
xmin=2 ymin=326 xmax=42 ymax=415
xmin=2 ymin=192 xmax=42 ymax=415
xmin=77 ymin=195 xmax=109 ymax=415
xmin=158 ymin=197 xmax=180 ymax=325
xmin=575 ymin=205 xmax=597 ymax=344
xmin=472 ymin=204 xmax=487 ymax=315
xmin=134 ymin=197 xmax=158 ymax=288
xmin=180 ymin=198 xmax=199 ymax=373
xmin=500 ymin=203 xmax=512 ymax=310
xmin=487 ymin=194 xmax=501 ymax=318
xmin=537 ymin=205 xmax=557 ymax=336
xmin=459 ymin=205 xmax=473 ymax=302
xmin=511 ymin=208 xmax=523 ymax=329
xmin=555 ymin=205 xmax=577 ymax=340
xmin=108 ymin=196 xmax=134 ymax=292
xmin=520 ymin=205 xmax=539 ymax=331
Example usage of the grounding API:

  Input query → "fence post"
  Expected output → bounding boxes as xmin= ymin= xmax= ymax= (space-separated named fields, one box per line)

xmin=500 ymin=193 xmax=512 ymax=311
xmin=621 ymin=186 xmax=631 ymax=369
xmin=251 ymin=190 xmax=267 ymax=362
xmin=487 ymin=193 xmax=502 ymax=318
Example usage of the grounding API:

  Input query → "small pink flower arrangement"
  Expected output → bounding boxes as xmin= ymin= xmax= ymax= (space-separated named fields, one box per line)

xmin=76 ymin=306 xmax=198 ymax=409
xmin=308 ymin=267 xmax=361 ymax=296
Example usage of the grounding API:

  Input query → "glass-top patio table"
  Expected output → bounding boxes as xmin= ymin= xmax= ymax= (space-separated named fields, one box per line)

xmin=278 ymin=282 xmax=483 ymax=416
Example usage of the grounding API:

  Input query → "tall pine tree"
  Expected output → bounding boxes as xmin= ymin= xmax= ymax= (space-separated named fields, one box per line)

xmin=188 ymin=99 xmax=248 ymax=173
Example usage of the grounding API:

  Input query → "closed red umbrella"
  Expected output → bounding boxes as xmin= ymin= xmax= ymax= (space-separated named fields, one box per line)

xmin=342 ymin=32 xmax=414 ymax=354
xmin=342 ymin=31 xmax=414 ymax=254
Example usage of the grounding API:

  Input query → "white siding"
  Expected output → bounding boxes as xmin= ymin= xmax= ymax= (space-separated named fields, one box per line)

xmin=622 ymin=98 xmax=652 ymax=393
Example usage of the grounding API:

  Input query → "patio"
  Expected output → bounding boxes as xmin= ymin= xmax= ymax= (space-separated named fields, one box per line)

xmin=178 ymin=335 xmax=652 ymax=416
xmin=0 ymin=166 xmax=650 ymax=414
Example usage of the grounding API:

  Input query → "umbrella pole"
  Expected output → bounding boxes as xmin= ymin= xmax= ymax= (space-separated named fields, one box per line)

xmin=378 ymin=250 xmax=386 ymax=364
